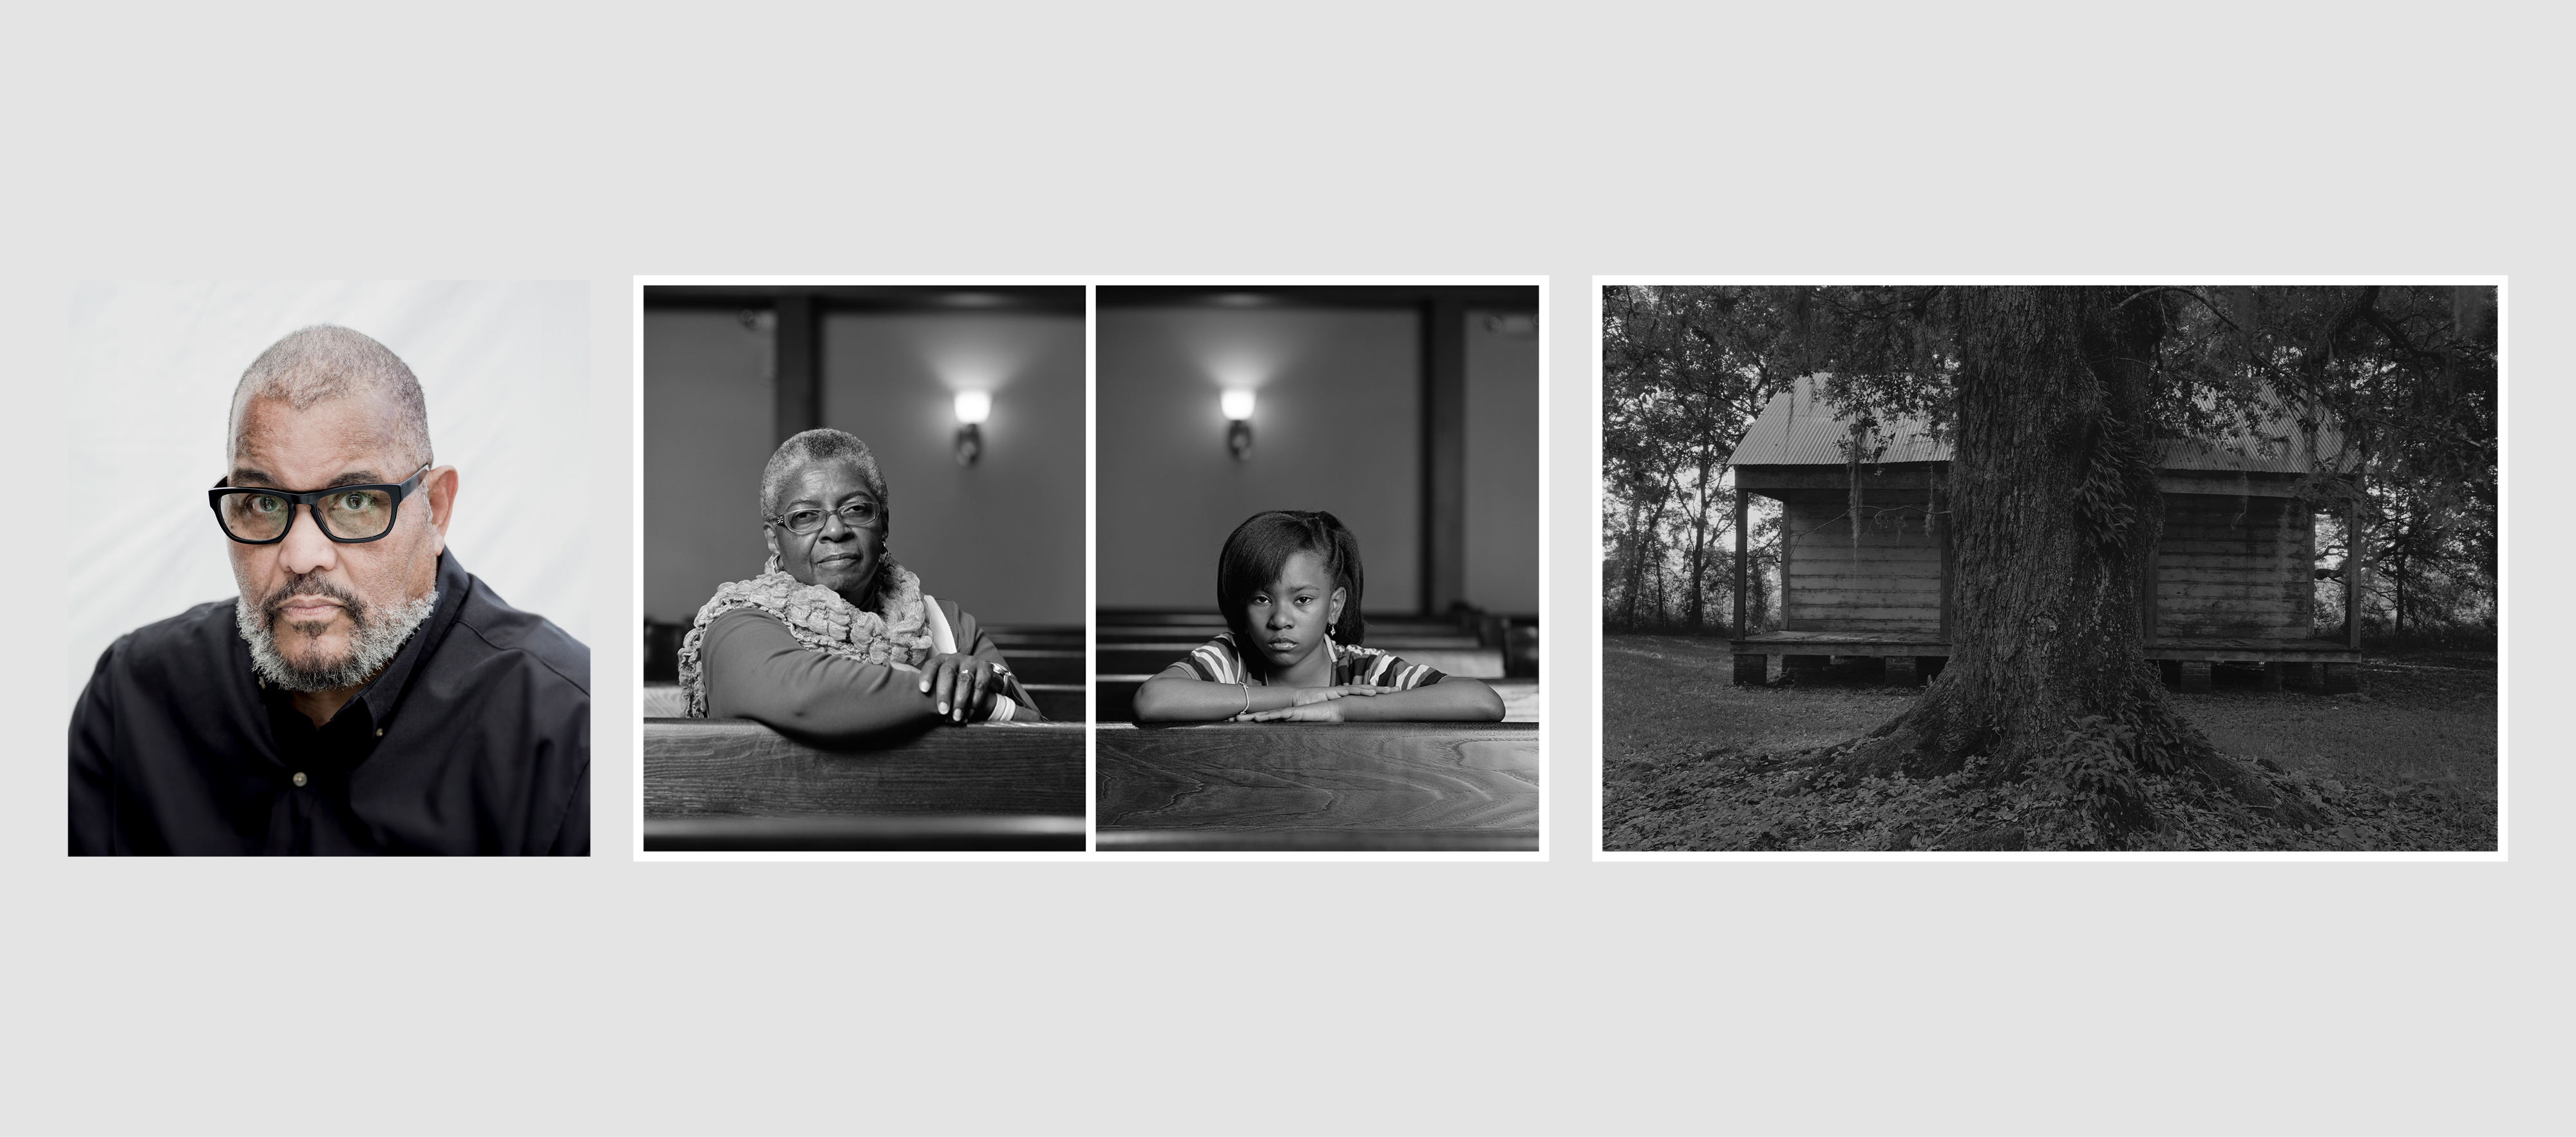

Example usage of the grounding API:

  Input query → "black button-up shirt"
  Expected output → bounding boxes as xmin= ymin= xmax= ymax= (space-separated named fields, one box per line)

xmin=69 ymin=551 xmax=589 ymax=855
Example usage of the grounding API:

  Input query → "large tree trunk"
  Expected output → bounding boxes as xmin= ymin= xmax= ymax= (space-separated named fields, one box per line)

xmin=1828 ymin=287 xmax=2307 ymax=839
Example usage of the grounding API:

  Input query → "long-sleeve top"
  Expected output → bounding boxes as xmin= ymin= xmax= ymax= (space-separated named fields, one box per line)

xmin=701 ymin=598 xmax=1039 ymax=741
xmin=69 ymin=550 xmax=590 ymax=855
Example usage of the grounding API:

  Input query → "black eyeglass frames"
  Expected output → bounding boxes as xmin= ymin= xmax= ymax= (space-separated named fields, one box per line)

xmin=208 ymin=465 xmax=431 ymax=544
xmin=765 ymin=497 xmax=884 ymax=535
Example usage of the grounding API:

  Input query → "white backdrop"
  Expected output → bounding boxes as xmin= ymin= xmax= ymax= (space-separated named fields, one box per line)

xmin=66 ymin=281 xmax=591 ymax=705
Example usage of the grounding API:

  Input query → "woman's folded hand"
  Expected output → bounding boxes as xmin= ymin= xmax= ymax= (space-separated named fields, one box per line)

xmin=916 ymin=653 xmax=999 ymax=724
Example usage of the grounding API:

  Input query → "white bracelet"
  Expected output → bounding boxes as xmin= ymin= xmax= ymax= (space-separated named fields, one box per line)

xmin=1240 ymin=681 xmax=1251 ymax=716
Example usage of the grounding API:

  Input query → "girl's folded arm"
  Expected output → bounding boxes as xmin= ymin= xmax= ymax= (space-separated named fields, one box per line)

xmin=1132 ymin=664 xmax=1302 ymax=721
xmin=1335 ymin=676 xmax=1506 ymax=721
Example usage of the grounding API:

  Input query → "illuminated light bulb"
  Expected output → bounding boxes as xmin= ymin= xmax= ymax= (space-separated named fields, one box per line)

xmin=1221 ymin=389 xmax=1256 ymax=460
xmin=952 ymin=391 xmax=990 ymax=466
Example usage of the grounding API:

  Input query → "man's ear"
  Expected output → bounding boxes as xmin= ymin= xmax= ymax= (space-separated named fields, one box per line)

xmin=422 ymin=465 xmax=459 ymax=551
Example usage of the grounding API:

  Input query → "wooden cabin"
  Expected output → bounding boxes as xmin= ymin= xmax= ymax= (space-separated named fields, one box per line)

xmin=1725 ymin=377 xmax=2362 ymax=693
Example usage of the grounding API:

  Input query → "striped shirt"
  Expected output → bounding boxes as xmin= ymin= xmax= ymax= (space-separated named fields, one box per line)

xmin=1177 ymin=632 xmax=1447 ymax=691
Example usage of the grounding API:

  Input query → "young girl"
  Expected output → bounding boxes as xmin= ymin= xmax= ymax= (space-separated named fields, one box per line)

xmin=1131 ymin=510 xmax=1506 ymax=723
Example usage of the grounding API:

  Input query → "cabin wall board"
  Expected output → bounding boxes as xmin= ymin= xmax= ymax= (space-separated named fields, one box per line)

xmin=1754 ymin=477 xmax=2324 ymax=644
xmin=1779 ymin=490 xmax=1942 ymax=635
xmin=2154 ymin=493 xmax=2315 ymax=640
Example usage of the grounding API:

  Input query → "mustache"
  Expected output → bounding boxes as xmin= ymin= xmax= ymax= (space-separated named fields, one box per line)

xmin=260 ymin=573 xmax=370 ymax=629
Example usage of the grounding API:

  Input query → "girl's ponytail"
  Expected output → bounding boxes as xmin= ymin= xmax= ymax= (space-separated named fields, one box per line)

xmin=1311 ymin=510 xmax=1367 ymax=647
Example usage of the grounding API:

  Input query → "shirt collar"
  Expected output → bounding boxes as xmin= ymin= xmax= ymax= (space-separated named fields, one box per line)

xmin=349 ymin=549 xmax=470 ymax=727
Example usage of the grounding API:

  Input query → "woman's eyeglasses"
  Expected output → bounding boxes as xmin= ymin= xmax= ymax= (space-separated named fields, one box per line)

xmin=208 ymin=466 xmax=431 ymax=544
xmin=767 ymin=499 xmax=883 ymax=535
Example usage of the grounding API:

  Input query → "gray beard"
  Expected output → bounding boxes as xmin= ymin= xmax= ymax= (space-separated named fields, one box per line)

xmin=236 ymin=586 xmax=439 ymax=693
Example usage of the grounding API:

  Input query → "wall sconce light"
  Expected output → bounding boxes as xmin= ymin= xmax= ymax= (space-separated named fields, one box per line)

xmin=953 ymin=390 xmax=991 ymax=466
xmin=1221 ymin=389 xmax=1255 ymax=460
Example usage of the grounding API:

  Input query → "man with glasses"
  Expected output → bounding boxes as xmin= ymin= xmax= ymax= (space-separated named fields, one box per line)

xmin=69 ymin=325 xmax=589 ymax=855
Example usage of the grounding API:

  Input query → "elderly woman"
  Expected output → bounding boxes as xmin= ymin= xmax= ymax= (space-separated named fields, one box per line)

xmin=676 ymin=429 xmax=1040 ymax=736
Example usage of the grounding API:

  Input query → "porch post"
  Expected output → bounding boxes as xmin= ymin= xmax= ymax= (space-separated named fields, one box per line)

xmin=2346 ymin=496 xmax=2364 ymax=651
xmin=1731 ymin=488 xmax=1748 ymax=637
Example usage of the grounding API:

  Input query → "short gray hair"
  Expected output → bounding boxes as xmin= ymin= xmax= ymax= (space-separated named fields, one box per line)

xmin=227 ymin=325 xmax=433 ymax=468
xmin=761 ymin=428 xmax=888 ymax=518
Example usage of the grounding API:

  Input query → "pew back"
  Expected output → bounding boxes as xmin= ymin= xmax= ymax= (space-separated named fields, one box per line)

xmin=645 ymin=718 xmax=1086 ymax=850
xmin=1096 ymin=721 xmax=1539 ymax=852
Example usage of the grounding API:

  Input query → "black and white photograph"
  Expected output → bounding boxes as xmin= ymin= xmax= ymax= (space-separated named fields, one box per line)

xmin=66 ymin=281 xmax=594 ymax=855
xmin=1092 ymin=282 xmax=1542 ymax=853
xmin=638 ymin=282 xmax=1086 ymax=854
xmin=1599 ymin=282 xmax=2501 ymax=854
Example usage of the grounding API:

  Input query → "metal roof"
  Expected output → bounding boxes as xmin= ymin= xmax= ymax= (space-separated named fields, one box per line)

xmin=1724 ymin=377 xmax=1946 ymax=467
xmin=1725 ymin=376 xmax=2347 ymax=475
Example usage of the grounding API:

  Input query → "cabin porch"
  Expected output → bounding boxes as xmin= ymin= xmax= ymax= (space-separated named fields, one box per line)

xmin=1728 ymin=631 xmax=2363 ymax=693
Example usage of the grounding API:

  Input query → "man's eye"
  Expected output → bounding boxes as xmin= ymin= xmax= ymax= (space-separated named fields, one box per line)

xmin=253 ymin=495 xmax=283 ymax=513
xmin=343 ymin=493 xmax=368 ymax=510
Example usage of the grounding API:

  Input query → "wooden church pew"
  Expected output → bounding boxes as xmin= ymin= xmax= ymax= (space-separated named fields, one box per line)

xmin=1095 ymin=721 xmax=1539 ymax=852
xmin=644 ymin=718 xmax=1085 ymax=851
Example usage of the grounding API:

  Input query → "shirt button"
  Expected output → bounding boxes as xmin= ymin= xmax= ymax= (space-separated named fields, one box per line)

xmin=292 ymin=772 xmax=307 ymax=787
xmin=375 ymin=728 xmax=384 ymax=737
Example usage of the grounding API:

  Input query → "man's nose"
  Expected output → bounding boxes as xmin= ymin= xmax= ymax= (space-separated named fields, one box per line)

xmin=276 ymin=504 xmax=340 ymax=577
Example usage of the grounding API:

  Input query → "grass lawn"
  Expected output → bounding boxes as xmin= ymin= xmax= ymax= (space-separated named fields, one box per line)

xmin=1601 ymin=633 xmax=2498 ymax=852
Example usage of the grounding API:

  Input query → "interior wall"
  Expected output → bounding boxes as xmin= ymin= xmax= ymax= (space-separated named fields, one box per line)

xmin=642 ymin=309 xmax=775 ymax=624
xmin=1097 ymin=306 xmax=1421 ymax=613
xmin=1463 ymin=311 xmax=1540 ymax=614
xmin=820 ymin=311 xmax=1085 ymax=627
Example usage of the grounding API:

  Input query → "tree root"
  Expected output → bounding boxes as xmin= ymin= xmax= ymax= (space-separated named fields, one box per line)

xmin=1785 ymin=681 xmax=2334 ymax=848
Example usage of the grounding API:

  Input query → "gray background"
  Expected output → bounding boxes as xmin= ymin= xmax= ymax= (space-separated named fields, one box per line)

xmin=1095 ymin=302 xmax=1539 ymax=616
xmin=3 ymin=5 xmax=2562 ymax=1135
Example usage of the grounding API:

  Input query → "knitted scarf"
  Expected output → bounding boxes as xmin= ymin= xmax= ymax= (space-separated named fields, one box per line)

xmin=675 ymin=559 xmax=934 ymax=718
